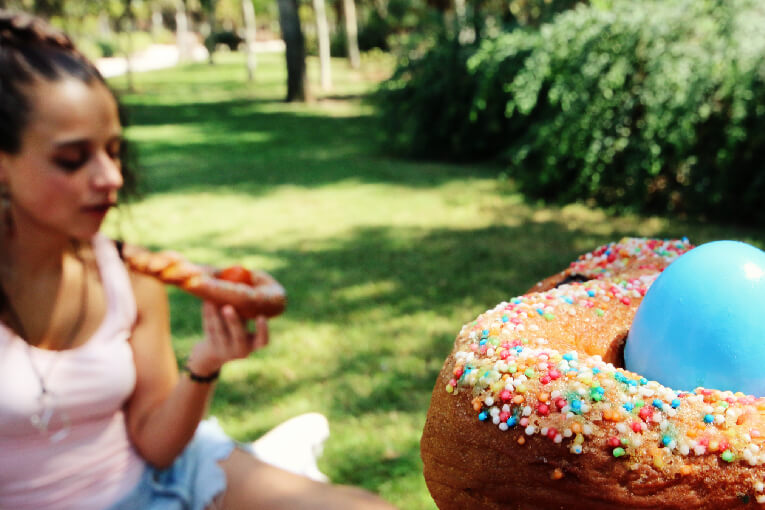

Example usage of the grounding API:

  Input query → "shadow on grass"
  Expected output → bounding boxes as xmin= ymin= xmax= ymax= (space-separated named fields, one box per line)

xmin=123 ymin=97 xmax=496 ymax=197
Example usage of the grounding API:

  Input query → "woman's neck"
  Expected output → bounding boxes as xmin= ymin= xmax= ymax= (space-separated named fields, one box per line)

xmin=0 ymin=227 xmax=76 ymax=283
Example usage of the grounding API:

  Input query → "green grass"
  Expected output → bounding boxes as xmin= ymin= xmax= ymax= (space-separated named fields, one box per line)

xmin=105 ymin=51 xmax=765 ymax=510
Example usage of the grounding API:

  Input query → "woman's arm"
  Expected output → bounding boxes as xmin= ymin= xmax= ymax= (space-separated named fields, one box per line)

xmin=124 ymin=270 xmax=268 ymax=469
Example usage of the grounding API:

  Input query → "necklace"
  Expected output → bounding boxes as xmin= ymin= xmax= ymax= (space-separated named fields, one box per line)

xmin=0 ymin=240 xmax=88 ymax=442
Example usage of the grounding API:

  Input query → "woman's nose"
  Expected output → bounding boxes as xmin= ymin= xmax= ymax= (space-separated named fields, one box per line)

xmin=91 ymin=152 xmax=124 ymax=190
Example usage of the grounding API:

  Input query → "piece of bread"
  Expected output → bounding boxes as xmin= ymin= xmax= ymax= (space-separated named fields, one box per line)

xmin=122 ymin=243 xmax=286 ymax=318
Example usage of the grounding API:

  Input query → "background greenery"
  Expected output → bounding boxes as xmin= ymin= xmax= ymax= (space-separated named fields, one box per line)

xmin=104 ymin=53 xmax=765 ymax=509
xmin=376 ymin=0 xmax=765 ymax=225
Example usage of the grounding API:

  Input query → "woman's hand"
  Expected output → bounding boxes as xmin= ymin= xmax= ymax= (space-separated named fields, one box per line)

xmin=186 ymin=302 xmax=269 ymax=377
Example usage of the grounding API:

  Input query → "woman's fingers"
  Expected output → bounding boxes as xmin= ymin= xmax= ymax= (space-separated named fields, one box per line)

xmin=214 ymin=303 xmax=259 ymax=358
xmin=203 ymin=301 xmax=227 ymax=349
xmin=201 ymin=303 xmax=269 ymax=365
xmin=252 ymin=316 xmax=269 ymax=351
xmin=221 ymin=305 xmax=251 ymax=358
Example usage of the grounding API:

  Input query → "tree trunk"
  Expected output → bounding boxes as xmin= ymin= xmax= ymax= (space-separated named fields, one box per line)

xmin=98 ymin=12 xmax=111 ymax=38
xmin=124 ymin=27 xmax=135 ymax=92
xmin=121 ymin=0 xmax=135 ymax=92
xmin=204 ymin=0 xmax=217 ymax=64
xmin=242 ymin=0 xmax=258 ymax=81
xmin=276 ymin=0 xmax=309 ymax=102
xmin=176 ymin=0 xmax=191 ymax=62
xmin=471 ymin=0 xmax=484 ymax=43
xmin=342 ymin=0 xmax=360 ymax=69
xmin=152 ymin=5 xmax=163 ymax=39
xmin=312 ymin=0 xmax=332 ymax=91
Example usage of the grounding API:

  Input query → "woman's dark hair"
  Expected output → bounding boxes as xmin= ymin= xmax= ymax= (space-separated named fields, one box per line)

xmin=0 ymin=10 xmax=137 ymax=196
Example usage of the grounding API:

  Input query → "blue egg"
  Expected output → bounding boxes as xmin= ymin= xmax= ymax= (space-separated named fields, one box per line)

xmin=624 ymin=240 xmax=765 ymax=396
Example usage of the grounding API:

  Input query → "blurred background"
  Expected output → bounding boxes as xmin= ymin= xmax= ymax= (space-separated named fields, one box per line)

xmin=2 ymin=0 xmax=764 ymax=508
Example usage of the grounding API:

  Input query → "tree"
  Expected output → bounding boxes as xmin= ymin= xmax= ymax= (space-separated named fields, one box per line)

xmin=200 ymin=0 xmax=218 ymax=63
xmin=276 ymin=0 xmax=308 ymax=101
xmin=118 ymin=0 xmax=137 ymax=92
xmin=176 ymin=0 xmax=192 ymax=62
xmin=341 ymin=0 xmax=360 ymax=69
xmin=151 ymin=3 xmax=164 ymax=38
xmin=313 ymin=0 xmax=331 ymax=90
xmin=242 ymin=0 xmax=258 ymax=80
xmin=29 ymin=0 xmax=65 ymax=17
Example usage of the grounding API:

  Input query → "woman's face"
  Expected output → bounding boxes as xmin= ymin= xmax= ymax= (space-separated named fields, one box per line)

xmin=0 ymin=78 xmax=124 ymax=242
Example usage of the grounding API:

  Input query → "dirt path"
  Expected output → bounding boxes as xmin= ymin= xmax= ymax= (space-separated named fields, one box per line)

xmin=96 ymin=40 xmax=286 ymax=78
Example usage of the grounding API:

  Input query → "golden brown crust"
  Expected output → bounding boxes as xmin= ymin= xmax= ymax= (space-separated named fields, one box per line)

xmin=181 ymin=269 xmax=286 ymax=318
xmin=422 ymin=360 xmax=765 ymax=509
xmin=421 ymin=238 xmax=765 ymax=509
xmin=122 ymin=244 xmax=286 ymax=319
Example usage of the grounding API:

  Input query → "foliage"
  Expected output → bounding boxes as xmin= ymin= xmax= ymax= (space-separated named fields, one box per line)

xmin=96 ymin=38 xmax=117 ymax=58
xmin=1 ymin=0 xmax=65 ymax=17
xmin=375 ymin=28 xmax=541 ymax=160
xmin=507 ymin=0 xmax=585 ymax=26
xmin=74 ymin=29 xmax=155 ymax=60
xmin=205 ymin=29 xmax=243 ymax=51
xmin=377 ymin=0 xmax=765 ymax=225
xmin=355 ymin=0 xmax=445 ymax=52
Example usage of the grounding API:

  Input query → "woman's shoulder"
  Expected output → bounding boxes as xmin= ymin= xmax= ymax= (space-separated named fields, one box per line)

xmin=127 ymin=263 xmax=169 ymax=323
xmin=128 ymin=265 xmax=167 ymax=303
xmin=99 ymin=235 xmax=168 ymax=315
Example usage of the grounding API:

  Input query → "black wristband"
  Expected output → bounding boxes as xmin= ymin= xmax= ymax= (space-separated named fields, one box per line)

xmin=184 ymin=365 xmax=220 ymax=383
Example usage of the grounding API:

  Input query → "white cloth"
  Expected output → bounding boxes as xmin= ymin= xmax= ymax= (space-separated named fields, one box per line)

xmin=250 ymin=412 xmax=331 ymax=483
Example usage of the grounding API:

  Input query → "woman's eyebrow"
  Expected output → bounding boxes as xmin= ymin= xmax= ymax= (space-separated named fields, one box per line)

xmin=52 ymin=138 xmax=90 ymax=149
xmin=53 ymin=134 xmax=123 ymax=148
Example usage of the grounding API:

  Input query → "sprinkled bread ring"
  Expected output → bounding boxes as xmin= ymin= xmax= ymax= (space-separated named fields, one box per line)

xmin=421 ymin=238 xmax=765 ymax=509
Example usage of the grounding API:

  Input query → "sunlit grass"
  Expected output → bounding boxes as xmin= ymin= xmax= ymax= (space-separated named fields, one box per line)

xmin=104 ymin=50 xmax=765 ymax=510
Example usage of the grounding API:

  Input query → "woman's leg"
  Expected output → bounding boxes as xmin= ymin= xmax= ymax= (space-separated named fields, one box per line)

xmin=216 ymin=448 xmax=397 ymax=510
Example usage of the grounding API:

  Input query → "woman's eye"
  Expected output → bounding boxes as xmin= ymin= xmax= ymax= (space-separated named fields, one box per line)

xmin=54 ymin=156 xmax=88 ymax=171
xmin=106 ymin=139 xmax=123 ymax=160
xmin=53 ymin=147 xmax=89 ymax=172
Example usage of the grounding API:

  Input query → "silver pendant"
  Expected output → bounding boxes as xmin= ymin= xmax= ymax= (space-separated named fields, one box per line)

xmin=30 ymin=391 xmax=56 ymax=432
xmin=30 ymin=390 xmax=70 ymax=443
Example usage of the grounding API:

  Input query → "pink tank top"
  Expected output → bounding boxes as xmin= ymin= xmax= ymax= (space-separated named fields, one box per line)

xmin=0 ymin=233 xmax=145 ymax=510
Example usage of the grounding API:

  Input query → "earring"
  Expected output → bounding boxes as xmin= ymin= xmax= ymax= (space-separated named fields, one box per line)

xmin=0 ymin=184 xmax=14 ymax=238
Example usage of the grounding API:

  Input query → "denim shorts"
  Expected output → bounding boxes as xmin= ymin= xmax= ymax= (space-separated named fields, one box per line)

xmin=107 ymin=419 xmax=239 ymax=510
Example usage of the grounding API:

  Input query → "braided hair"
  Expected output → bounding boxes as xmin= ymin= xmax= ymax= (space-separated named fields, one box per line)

xmin=0 ymin=10 xmax=136 ymax=191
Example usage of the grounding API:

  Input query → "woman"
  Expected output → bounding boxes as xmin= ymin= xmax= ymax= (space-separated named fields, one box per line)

xmin=0 ymin=11 xmax=394 ymax=510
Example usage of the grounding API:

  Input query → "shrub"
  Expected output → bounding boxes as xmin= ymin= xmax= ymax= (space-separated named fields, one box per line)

xmin=377 ymin=0 xmax=765 ymax=225
xmin=205 ymin=30 xmax=244 ymax=52
xmin=506 ymin=0 xmax=765 ymax=223
xmin=378 ymin=38 xmax=477 ymax=159
xmin=96 ymin=39 xmax=117 ymax=58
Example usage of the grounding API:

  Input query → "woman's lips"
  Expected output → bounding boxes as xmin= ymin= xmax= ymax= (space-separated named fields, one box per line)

xmin=82 ymin=202 xmax=116 ymax=216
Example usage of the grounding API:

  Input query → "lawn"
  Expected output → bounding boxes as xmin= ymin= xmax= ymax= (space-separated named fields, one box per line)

xmin=105 ymin=51 xmax=765 ymax=510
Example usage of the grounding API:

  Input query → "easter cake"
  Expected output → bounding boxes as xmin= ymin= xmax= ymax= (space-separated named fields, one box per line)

xmin=421 ymin=238 xmax=765 ymax=509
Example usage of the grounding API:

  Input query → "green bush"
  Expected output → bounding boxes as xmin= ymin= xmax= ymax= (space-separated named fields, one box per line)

xmin=205 ymin=30 xmax=244 ymax=52
xmin=357 ymin=0 xmax=447 ymax=52
xmin=377 ymin=0 xmax=765 ymax=225
xmin=508 ymin=0 xmax=586 ymax=26
xmin=357 ymin=9 xmax=393 ymax=52
xmin=96 ymin=39 xmax=117 ymax=58
xmin=377 ymin=38 xmax=482 ymax=160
